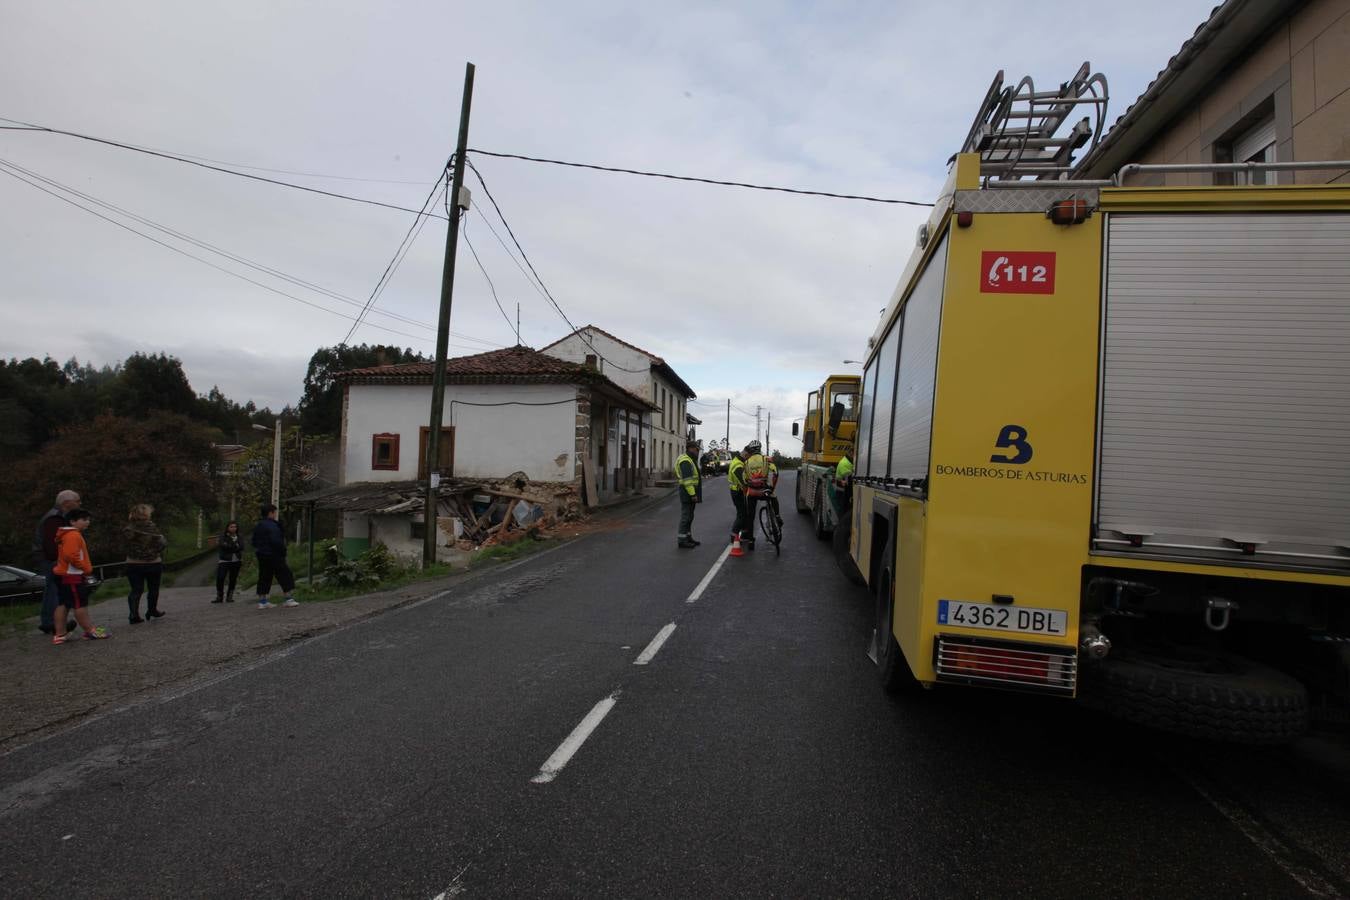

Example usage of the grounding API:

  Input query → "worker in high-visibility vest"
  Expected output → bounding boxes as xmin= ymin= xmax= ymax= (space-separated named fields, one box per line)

xmin=674 ymin=440 xmax=703 ymax=549
xmin=830 ymin=452 xmax=854 ymax=517
xmin=727 ymin=447 xmax=749 ymax=547
xmin=835 ymin=453 xmax=854 ymax=483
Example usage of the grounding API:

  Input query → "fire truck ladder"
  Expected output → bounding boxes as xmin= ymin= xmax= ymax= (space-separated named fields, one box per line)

xmin=959 ymin=62 xmax=1109 ymax=182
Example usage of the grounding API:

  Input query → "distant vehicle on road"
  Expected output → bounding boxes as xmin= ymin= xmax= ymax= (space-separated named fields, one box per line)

xmin=0 ymin=565 xmax=46 ymax=604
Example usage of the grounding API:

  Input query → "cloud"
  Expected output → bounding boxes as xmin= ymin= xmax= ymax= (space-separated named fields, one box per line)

xmin=1 ymin=0 xmax=1219 ymax=441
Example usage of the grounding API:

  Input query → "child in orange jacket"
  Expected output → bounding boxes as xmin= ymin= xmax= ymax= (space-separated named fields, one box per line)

xmin=52 ymin=509 xmax=109 ymax=644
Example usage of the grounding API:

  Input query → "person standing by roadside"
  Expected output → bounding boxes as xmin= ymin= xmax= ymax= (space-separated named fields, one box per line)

xmin=33 ymin=489 xmax=80 ymax=635
xmin=52 ymin=509 xmax=109 ymax=644
xmin=124 ymin=504 xmax=167 ymax=623
xmin=674 ymin=439 xmax=703 ymax=549
xmin=727 ymin=447 xmax=749 ymax=548
xmin=251 ymin=504 xmax=298 ymax=609
xmin=214 ymin=521 xmax=243 ymax=603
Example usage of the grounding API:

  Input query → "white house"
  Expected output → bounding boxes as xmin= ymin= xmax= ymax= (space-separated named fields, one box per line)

xmin=540 ymin=326 xmax=697 ymax=481
xmin=328 ymin=345 xmax=656 ymax=558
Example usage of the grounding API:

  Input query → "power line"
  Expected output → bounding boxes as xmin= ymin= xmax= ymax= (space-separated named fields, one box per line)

xmin=0 ymin=161 xmax=496 ymax=350
xmin=461 ymin=215 xmax=519 ymax=343
xmin=0 ymin=155 xmax=434 ymax=337
xmin=0 ymin=118 xmax=452 ymax=220
xmin=0 ymin=155 xmax=502 ymax=348
xmin=341 ymin=166 xmax=450 ymax=344
xmin=464 ymin=158 xmax=649 ymax=374
xmin=0 ymin=118 xmax=434 ymax=185
xmin=468 ymin=148 xmax=935 ymax=207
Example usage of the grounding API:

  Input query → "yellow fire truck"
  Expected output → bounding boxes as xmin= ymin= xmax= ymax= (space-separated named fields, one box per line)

xmin=847 ymin=66 xmax=1350 ymax=743
xmin=791 ymin=374 xmax=860 ymax=539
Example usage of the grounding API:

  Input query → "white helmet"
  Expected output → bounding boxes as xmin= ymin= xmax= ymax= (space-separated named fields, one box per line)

xmin=745 ymin=440 xmax=762 ymax=454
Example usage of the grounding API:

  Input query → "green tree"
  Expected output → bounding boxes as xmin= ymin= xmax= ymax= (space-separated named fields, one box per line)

xmin=0 ymin=412 xmax=220 ymax=563
xmin=104 ymin=352 xmax=199 ymax=418
xmin=298 ymin=344 xmax=424 ymax=436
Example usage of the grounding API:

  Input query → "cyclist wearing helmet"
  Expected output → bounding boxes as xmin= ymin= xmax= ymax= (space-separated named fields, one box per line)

xmin=741 ymin=440 xmax=769 ymax=548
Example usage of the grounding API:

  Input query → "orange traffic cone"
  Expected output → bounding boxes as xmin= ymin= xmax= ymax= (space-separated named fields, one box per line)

xmin=730 ymin=533 xmax=745 ymax=558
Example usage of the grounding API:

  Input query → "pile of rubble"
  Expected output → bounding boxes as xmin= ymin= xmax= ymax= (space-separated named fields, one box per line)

xmin=434 ymin=472 xmax=583 ymax=550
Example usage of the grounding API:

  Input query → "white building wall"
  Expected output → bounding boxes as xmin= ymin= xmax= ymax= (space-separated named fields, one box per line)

xmin=343 ymin=382 xmax=578 ymax=484
xmin=543 ymin=331 xmax=653 ymax=398
xmin=544 ymin=329 xmax=692 ymax=476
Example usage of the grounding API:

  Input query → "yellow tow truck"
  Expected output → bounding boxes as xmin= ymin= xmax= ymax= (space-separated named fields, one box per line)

xmin=847 ymin=65 xmax=1350 ymax=742
xmin=791 ymin=374 xmax=860 ymax=540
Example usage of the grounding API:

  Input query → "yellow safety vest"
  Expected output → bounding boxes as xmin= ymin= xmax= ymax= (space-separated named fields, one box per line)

xmin=675 ymin=453 xmax=699 ymax=498
xmin=728 ymin=457 xmax=746 ymax=492
xmin=836 ymin=455 xmax=854 ymax=481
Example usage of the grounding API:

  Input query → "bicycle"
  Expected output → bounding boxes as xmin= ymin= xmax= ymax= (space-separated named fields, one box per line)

xmin=752 ymin=487 xmax=783 ymax=556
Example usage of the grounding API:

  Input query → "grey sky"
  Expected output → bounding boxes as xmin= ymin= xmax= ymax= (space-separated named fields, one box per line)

xmin=0 ymin=0 xmax=1215 ymax=450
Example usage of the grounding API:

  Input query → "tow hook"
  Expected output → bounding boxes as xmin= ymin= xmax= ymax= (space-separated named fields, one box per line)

xmin=1079 ymin=623 xmax=1112 ymax=660
xmin=1204 ymin=597 xmax=1238 ymax=632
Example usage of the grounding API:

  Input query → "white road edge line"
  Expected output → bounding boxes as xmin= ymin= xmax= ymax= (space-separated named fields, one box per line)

xmin=530 ymin=694 xmax=619 ymax=784
xmin=687 ymin=544 xmax=732 ymax=603
xmin=633 ymin=624 xmax=677 ymax=666
xmin=1177 ymin=768 xmax=1343 ymax=898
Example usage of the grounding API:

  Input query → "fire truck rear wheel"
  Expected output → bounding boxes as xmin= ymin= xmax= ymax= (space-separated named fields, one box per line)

xmin=833 ymin=514 xmax=865 ymax=586
xmin=1087 ymin=649 xmax=1309 ymax=745
xmin=795 ymin=472 xmax=810 ymax=514
xmin=876 ymin=572 xmax=917 ymax=694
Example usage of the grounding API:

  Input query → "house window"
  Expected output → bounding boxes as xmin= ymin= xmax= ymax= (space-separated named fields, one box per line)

xmin=410 ymin=519 xmax=426 ymax=540
xmin=1232 ymin=118 xmax=1276 ymax=185
xmin=417 ymin=426 xmax=455 ymax=479
xmin=371 ymin=433 xmax=400 ymax=470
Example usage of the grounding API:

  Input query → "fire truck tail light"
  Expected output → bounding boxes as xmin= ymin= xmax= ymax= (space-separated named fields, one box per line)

xmin=935 ymin=636 xmax=1077 ymax=695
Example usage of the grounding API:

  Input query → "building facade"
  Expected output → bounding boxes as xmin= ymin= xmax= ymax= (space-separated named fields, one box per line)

xmin=330 ymin=346 xmax=656 ymax=557
xmin=540 ymin=326 xmax=697 ymax=482
xmin=1076 ymin=0 xmax=1350 ymax=185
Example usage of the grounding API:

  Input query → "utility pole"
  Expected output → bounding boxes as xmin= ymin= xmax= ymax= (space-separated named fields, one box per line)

xmin=766 ymin=411 xmax=771 ymax=458
xmin=755 ymin=405 xmax=762 ymax=446
xmin=424 ymin=61 xmax=475 ymax=565
xmin=725 ymin=399 xmax=730 ymax=453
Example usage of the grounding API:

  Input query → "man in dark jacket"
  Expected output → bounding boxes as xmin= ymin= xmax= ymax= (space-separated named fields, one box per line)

xmin=251 ymin=504 xmax=298 ymax=608
xmin=32 ymin=489 xmax=81 ymax=633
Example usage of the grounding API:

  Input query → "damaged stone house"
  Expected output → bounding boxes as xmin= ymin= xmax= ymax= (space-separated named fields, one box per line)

xmin=328 ymin=345 xmax=658 ymax=559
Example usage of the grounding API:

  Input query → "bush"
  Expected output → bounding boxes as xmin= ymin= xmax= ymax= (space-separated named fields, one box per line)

xmin=320 ymin=541 xmax=404 ymax=588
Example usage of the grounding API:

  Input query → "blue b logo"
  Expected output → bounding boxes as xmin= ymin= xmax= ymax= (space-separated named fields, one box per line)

xmin=990 ymin=425 xmax=1033 ymax=464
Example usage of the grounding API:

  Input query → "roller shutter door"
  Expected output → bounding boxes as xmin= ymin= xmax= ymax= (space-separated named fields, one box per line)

xmin=867 ymin=319 xmax=900 ymax=477
xmin=891 ymin=235 xmax=947 ymax=482
xmin=856 ymin=350 xmax=878 ymax=477
xmin=1096 ymin=213 xmax=1350 ymax=571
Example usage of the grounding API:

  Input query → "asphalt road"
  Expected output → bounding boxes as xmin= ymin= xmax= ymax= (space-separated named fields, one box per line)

xmin=2 ymin=472 xmax=1348 ymax=899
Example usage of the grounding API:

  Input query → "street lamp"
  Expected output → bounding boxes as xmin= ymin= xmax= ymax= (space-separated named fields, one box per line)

xmin=842 ymin=359 xmax=863 ymax=365
xmin=252 ymin=421 xmax=282 ymax=509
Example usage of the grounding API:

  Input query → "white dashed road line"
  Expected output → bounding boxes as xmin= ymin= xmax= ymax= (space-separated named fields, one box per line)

xmin=686 ymin=544 xmax=731 ymax=603
xmin=633 ymin=624 xmax=676 ymax=665
xmin=531 ymin=540 xmax=736 ymax=787
xmin=530 ymin=694 xmax=620 ymax=784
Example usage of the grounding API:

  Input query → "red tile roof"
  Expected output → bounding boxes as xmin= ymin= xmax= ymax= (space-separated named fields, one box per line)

xmin=336 ymin=345 xmax=658 ymax=409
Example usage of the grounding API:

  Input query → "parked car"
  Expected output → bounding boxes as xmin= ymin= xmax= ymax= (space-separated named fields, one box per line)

xmin=0 ymin=565 xmax=46 ymax=604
